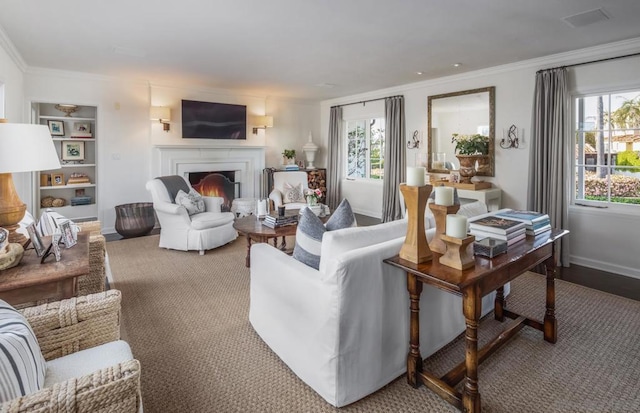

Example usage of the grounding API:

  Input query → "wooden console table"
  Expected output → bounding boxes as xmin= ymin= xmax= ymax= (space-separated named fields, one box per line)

xmin=0 ymin=233 xmax=90 ymax=306
xmin=384 ymin=229 xmax=568 ymax=412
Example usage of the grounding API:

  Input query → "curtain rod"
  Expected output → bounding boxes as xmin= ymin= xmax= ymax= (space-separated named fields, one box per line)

xmin=537 ymin=51 xmax=640 ymax=74
xmin=331 ymin=95 xmax=403 ymax=109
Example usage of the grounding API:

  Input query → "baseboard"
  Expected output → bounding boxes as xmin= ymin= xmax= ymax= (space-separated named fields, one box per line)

xmin=351 ymin=207 xmax=381 ymax=220
xmin=570 ymin=255 xmax=640 ymax=280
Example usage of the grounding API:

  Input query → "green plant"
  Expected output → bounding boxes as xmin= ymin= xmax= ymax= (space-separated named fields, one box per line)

xmin=282 ymin=149 xmax=296 ymax=159
xmin=451 ymin=134 xmax=489 ymax=155
xmin=616 ymin=150 xmax=640 ymax=173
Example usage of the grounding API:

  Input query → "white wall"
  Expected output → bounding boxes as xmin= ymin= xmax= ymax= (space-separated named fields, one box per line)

xmin=17 ymin=72 xmax=319 ymax=233
xmin=320 ymin=39 xmax=640 ymax=279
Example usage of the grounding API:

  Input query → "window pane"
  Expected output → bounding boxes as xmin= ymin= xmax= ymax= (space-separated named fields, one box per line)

xmin=347 ymin=120 xmax=366 ymax=178
xmin=369 ymin=118 xmax=385 ymax=180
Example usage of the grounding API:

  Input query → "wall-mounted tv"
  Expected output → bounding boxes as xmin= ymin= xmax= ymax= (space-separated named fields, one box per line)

xmin=181 ymin=100 xmax=247 ymax=140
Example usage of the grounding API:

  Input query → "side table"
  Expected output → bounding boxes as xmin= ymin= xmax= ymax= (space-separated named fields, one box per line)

xmin=0 ymin=232 xmax=90 ymax=306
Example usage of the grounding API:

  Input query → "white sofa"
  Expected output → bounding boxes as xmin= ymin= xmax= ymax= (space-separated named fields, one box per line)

xmin=249 ymin=201 xmax=510 ymax=407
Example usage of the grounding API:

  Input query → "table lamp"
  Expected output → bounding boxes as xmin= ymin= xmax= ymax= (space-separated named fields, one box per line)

xmin=0 ymin=122 xmax=61 ymax=245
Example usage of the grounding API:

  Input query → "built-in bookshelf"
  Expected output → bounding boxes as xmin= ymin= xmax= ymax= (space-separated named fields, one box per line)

xmin=31 ymin=102 xmax=98 ymax=221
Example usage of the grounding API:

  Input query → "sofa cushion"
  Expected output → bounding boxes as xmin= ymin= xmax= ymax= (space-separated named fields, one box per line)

xmin=0 ymin=300 xmax=46 ymax=402
xmin=283 ymin=182 xmax=306 ymax=204
xmin=325 ymin=199 xmax=357 ymax=231
xmin=190 ymin=211 xmax=234 ymax=230
xmin=176 ymin=188 xmax=205 ymax=215
xmin=292 ymin=207 xmax=326 ymax=269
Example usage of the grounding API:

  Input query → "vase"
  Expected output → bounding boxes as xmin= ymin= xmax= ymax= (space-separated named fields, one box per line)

xmin=306 ymin=196 xmax=318 ymax=206
xmin=115 ymin=202 xmax=155 ymax=238
xmin=456 ymin=154 xmax=484 ymax=184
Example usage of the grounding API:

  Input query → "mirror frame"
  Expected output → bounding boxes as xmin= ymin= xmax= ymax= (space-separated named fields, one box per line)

xmin=427 ymin=86 xmax=495 ymax=177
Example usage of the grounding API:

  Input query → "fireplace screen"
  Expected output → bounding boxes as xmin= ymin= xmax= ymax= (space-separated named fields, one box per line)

xmin=189 ymin=172 xmax=239 ymax=212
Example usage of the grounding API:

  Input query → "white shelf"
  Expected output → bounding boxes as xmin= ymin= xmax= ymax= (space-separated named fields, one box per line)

xmin=38 ymin=115 xmax=95 ymax=122
xmin=61 ymin=163 xmax=96 ymax=168
xmin=41 ymin=183 xmax=96 ymax=190
xmin=52 ymin=137 xmax=96 ymax=142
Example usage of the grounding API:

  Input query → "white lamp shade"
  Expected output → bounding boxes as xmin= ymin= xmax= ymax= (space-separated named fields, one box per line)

xmin=255 ymin=115 xmax=273 ymax=128
xmin=150 ymin=106 xmax=171 ymax=121
xmin=0 ymin=124 xmax=61 ymax=173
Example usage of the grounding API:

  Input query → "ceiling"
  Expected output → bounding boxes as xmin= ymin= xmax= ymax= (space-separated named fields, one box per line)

xmin=1 ymin=0 xmax=640 ymax=101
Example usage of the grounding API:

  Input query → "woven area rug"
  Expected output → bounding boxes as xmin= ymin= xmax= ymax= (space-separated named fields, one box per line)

xmin=107 ymin=235 xmax=640 ymax=412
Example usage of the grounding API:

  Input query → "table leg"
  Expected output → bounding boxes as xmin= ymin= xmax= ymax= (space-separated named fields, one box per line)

xmin=494 ymin=286 xmax=505 ymax=322
xmin=543 ymin=256 xmax=558 ymax=343
xmin=462 ymin=286 xmax=481 ymax=413
xmin=407 ymin=272 xmax=423 ymax=388
xmin=245 ymin=235 xmax=252 ymax=268
xmin=279 ymin=236 xmax=287 ymax=251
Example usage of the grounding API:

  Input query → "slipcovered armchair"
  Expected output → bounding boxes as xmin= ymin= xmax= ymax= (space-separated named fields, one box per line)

xmin=146 ymin=175 xmax=237 ymax=255
xmin=0 ymin=290 xmax=141 ymax=412
xmin=268 ymin=171 xmax=309 ymax=210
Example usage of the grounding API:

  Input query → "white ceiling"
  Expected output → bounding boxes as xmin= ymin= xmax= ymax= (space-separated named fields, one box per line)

xmin=2 ymin=0 xmax=640 ymax=101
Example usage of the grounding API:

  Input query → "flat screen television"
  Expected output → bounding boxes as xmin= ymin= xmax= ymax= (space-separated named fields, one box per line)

xmin=181 ymin=100 xmax=247 ymax=140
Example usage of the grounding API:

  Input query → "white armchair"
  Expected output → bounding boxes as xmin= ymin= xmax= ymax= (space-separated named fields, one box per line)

xmin=146 ymin=175 xmax=237 ymax=255
xmin=268 ymin=171 xmax=309 ymax=210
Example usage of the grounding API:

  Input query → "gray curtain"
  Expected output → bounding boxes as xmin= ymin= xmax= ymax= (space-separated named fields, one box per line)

xmin=528 ymin=68 xmax=571 ymax=266
xmin=326 ymin=106 xmax=343 ymax=211
xmin=381 ymin=96 xmax=406 ymax=222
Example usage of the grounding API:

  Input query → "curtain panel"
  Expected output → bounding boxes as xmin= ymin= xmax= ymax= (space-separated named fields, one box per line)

xmin=326 ymin=106 xmax=343 ymax=211
xmin=381 ymin=96 xmax=406 ymax=222
xmin=528 ymin=68 xmax=571 ymax=265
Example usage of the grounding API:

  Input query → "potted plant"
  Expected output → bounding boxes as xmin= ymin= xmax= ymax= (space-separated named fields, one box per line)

xmin=282 ymin=149 xmax=296 ymax=165
xmin=451 ymin=134 xmax=490 ymax=183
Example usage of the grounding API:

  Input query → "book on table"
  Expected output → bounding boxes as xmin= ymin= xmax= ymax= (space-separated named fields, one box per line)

xmin=469 ymin=227 xmax=526 ymax=242
xmin=526 ymin=224 xmax=552 ymax=236
xmin=262 ymin=210 xmax=299 ymax=228
xmin=493 ymin=209 xmax=550 ymax=227
xmin=468 ymin=216 xmax=526 ymax=235
xmin=471 ymin=231 xmax=526 ymax=247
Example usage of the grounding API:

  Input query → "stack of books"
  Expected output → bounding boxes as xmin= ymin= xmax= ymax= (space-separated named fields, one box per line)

xmin=70 ymin=196 xmax=92 ymax=206
xmin=262 ymin=210 xmax=299 ymax=228
xmin=468 ymin=215 xmax=527 ymax=246
xmin=493 ymin=209 xmax=551 ymax=236
xmin=280 ymin=164 xmax=300 ymax=171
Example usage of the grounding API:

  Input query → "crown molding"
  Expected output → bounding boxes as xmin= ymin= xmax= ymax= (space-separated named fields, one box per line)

xmin=25 ymin=66 xmax=150 ymax=87
xmin=322 ymin=36 xmax=640 ymax=107
xmin=0 ymin=24 xmax=27 ymax=72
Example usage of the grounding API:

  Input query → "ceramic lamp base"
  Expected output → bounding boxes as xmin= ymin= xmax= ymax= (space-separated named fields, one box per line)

xmin=439 ymin=234 xmax=476 ymax=270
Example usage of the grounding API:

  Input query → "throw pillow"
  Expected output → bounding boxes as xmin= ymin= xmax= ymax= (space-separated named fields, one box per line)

xmin=175 ymin=188 xmax=205 ymax=215
xmin=325 ymin=199 xmax=357 ymax=231
xmin=292 ymin=207 xmax=326 ymax=270
xmin=282 ymin=182 xmax=305 ymax=204
xmin=0 ymin=300 xmax=46 ymax=403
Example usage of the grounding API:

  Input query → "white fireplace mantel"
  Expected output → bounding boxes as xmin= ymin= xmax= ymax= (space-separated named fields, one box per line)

xmin=152 ymin=145 xmax=266 ymax=198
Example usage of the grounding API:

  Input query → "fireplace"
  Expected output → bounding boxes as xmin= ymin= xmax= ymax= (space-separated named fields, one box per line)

xmin=188 ymin=171 xmax=239 ymax=212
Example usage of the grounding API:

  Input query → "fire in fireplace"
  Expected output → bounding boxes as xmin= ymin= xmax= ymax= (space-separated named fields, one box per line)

xmin=188 ymin=172 xmax=238 ymax=212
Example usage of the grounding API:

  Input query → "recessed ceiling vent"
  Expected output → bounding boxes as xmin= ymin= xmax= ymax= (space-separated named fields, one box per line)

xmin=563 ymin=8 xmax=610 ymax=28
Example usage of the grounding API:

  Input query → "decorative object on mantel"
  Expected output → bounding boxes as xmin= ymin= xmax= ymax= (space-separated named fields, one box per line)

xmin=500 ymin=124 xmax=520 ymax=149
xmin=407 ymin=130 xmax=420 ymax=149
xmin=54 ymin=104 xmax=79 ymax=117
xmin=302 ymin=132 xmax=319 ymax=169
xmin=399 ymin=183 xmax=432 ymax=264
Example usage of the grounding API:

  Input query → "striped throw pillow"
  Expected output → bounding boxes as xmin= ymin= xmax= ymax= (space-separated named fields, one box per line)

xmin=0 ymin=300 xmax=46 ymax=403
xmin=292 ymin=207 xmax=327 ymax=270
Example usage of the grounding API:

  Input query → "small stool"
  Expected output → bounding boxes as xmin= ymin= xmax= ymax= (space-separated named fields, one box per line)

xmin=231 ymin=198 xmax=256 ymax=218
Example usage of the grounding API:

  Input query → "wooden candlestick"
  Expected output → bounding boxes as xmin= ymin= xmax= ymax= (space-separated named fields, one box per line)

xmin=399 ymin=184 xmax=433 ymax=264
xmin=428 ymin=203 xmax=460 ymax=254
xmin=439 ymin=234 xmax=476 ymax=270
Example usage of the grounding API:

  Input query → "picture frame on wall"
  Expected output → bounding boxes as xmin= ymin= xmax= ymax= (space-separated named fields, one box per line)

xmin=47 ymin=120 xmax=65 ymax=136
xmin=61 ymin=141 xmax=85 ymax=161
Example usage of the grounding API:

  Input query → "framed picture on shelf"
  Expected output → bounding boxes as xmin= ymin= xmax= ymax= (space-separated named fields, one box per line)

xmin=75 ymin=188 xmax=85 ymax=196
xmin=47 ymin=120 xmax=65 ymax=136
xmin=59 ymin=221 xmax=76 ymax=249
xmin=73 ymin=122 xmax=91 ymax=133
xmin=52 ymin=173 xmax=65 ymax=186
xmin=26 ymin=223 xmax=46 ymax=257
xmin=61 ymin=141 xmax=85 ymax=161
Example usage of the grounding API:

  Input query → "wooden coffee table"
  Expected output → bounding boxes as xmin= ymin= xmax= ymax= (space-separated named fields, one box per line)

xmin=233 ymin=215 xmax=299 ymax=267
xmin=0 ymin=232 xmax=90 ymax=306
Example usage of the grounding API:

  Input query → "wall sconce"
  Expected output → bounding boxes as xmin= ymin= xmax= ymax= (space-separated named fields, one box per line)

xmin=252 ymin=115 xmax=273 ymax=134
xmin=500 ymin=124 xmax=520 ymax=149
xmin=407 ymin=130 xmax=421 ymax=149
xmin=150 ymin=106 xmax=171 ymax=132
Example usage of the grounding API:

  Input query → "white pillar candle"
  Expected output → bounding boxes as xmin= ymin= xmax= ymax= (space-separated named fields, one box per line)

xmin=445 ymin=214 xmax=468 ymax=238
xmin=434 ymin=186 xmax=454 ymax=206
xmin=406 ymin=167 xmax=425 ymax=186
xmin=256 ymin=199 xmax=267 ymax=216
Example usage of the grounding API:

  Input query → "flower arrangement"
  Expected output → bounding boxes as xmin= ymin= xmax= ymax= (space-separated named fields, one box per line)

xmin=305 ymin=188 xmax=323 ymax=205
xmin=451 ymin=133 xmax=489 ymax=155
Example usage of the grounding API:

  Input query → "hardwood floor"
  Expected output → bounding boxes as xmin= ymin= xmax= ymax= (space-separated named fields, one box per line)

xmin=106 ymin=213 xmax=639 ymax=302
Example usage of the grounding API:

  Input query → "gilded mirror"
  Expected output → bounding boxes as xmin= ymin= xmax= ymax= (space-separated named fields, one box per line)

xmin=427 ymin=86 xmax=495 ymax=176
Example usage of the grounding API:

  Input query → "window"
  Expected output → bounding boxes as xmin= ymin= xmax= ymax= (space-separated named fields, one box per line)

xmin=574 ymin=89 xmax=640 ymax=207
xmin=345 ymin=117 xmax=385 ymax=180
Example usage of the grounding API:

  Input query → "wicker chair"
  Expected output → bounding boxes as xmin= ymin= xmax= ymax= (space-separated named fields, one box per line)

xmin=0 ymin=290 xmax=142 ymax=412
xmin=75 ymin=221 xmax=106 ymax=296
